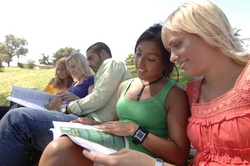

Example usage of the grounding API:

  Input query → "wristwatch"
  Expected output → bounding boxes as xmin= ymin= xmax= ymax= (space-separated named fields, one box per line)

xmin=155 ymin=158 xmax=164 ymax=166
xmin=132 ymin=126 xmax=149 ymax=145
xmin=60 ymin=104 xmax=67 ymax=114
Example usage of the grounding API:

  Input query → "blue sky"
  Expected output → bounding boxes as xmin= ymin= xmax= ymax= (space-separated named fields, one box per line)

xmin=1 ymin=0 xmax=249 ymax=65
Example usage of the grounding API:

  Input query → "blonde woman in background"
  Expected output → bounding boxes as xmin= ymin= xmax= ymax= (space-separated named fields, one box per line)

xmin=44 ymin=57 xmax=74 ymax=94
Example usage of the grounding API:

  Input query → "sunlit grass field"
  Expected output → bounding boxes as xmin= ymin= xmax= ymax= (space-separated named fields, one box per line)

xmin=0 ymin=65 xmax=195 ymax=106
xmin=0 ymin=67 xmax=55 ymax=106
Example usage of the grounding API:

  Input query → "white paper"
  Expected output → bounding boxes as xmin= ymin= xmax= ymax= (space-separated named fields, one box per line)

xmin=51 ymin=121 xmax=129 ymax=155
xmin=6 ymin=86 xmax=59 ymax=111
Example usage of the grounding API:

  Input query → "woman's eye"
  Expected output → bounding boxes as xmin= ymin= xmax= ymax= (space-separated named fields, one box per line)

xmin=174 ymin=42 xmax=181 ymax=48
xmin=135 ymin=53 xmax=141 ymax=57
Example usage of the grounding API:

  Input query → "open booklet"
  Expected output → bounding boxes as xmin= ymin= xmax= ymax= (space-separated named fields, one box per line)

xmin=51 ymin=121 xmax=129 ymax=154
xmin=6 ymin=86 xmax=59 ymax=111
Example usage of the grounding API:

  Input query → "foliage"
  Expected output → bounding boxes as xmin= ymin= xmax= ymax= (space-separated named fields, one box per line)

xmin=27 ymin=59 xmax=36 ymax=69
xmin=233 ymin=28 xmax=241 ymax=37
xmin=17 ymin=62 xmax=24 ymax=68
xmin=127 ymin=65 xmax=137 ymax=78
xmin=0 ymin=55 xmax=5 ymax=70
xmin=233 ymin=28 xmax=248 ymax=46
xmin=125 ymin=54 xmax=134 ymax=65
xmin=17 ymin=60 xmax=35 ymax=69
xmin=52 ymin=47 xmax=80 ymax=64
xmin=0 ymin=63 xmax=3 ymax=70
xmin=39 ymin=53 xmax=52 ymax=65
xmin=0 ymin=34 xmax=28 ymax=67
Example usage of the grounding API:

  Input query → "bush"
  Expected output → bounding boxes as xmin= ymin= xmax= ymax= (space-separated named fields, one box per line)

xmin=18 ymin=62 xmax=24 ymax=68
xmin=0 ymin=61 xmax=4 ymax=70
xmin=27 ymin=60 xmax=35 ymax=69
xmin=17 ymin=60 xmax=35 ymax=69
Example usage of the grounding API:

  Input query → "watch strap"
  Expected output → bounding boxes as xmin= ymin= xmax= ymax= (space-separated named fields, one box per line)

xmin=132 ymin=126 xmax=149 ymax=145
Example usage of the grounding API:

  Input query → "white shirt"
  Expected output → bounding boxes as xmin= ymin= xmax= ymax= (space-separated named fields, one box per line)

xmin=68 ymin=58 xmax=132 ymax=122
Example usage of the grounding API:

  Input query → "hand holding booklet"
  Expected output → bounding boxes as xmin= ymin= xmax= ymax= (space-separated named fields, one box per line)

xmin=6 ymin=86 xmax=59 ymax=111
xmin=51 ymin=121 xmax=129 ymax=154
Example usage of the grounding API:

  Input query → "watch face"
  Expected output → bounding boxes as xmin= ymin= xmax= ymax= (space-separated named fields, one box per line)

xmin=134 ymin=129 xmax=146 ymax=142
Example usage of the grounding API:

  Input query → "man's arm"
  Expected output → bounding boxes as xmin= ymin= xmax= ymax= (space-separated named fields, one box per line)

xmin=68 ymin=60 xmax=131 ymax=116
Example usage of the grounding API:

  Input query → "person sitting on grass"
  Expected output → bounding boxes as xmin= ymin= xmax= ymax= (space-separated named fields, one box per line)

xmin=71 ymin=0 xmax=250 ymax=165
xmin=0 ymin=42 xmax=132 ymax=166
xmin=43 ymin=57 xmax=74 ymax=94
xmin=38 ymin=23 xmax=191 ymax=166
xmin=44 ymin=52 xmax=94 ymax=110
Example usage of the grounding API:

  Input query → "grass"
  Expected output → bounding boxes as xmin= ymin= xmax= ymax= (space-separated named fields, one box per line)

xmin=0 ymin=67 xmax=55 ymax=106
xmin=0 ymin=65 xmax=195 ymax=106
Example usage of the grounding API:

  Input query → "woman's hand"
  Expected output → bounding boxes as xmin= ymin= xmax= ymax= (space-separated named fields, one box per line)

xmin=83 ymin=148 xmax=158 ymax=166
xmin=57 ymin=91 xmax=80 ymax=101
xmin=97 ymin=121 xmax=138 ymax=136
xmin=44 ymin=98 xmax=63 ymax=111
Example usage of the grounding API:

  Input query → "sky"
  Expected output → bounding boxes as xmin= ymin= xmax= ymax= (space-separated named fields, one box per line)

xmin=1 ymin=0 xmax=250 ymax=65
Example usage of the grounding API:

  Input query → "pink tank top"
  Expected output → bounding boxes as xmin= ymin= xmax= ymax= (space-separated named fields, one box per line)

xmin=186 ymin=62 xmax=250 ymax=165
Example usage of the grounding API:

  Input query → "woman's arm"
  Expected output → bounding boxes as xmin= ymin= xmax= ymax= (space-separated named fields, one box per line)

xmin=141 ymin=85 xmax=190 ymax=165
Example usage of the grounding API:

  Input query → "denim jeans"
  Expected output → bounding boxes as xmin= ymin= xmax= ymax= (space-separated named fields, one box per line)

xmin=0 ymin=107 xmax=79 ymax=166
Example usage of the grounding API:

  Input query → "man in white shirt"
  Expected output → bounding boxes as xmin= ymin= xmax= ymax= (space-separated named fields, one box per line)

xmin=68 ymin=42 xmax=132 ymax=122
xmin=0 ymin=42 xmax=132 ymax=165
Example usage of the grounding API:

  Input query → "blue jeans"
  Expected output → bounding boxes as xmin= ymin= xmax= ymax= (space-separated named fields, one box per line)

xmin=0 ymin=107 xmax=79 ymax=166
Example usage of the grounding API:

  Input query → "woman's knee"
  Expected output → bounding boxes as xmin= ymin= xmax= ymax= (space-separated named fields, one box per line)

xmin=39 ymin=136 xmax=93 ymax=166
xmin=44 ymin=136 xmax=73 ymax=156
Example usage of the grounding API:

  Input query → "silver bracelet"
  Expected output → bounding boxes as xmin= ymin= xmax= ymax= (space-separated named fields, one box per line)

xmin=155 ymin=158 xmax=164 ymax=166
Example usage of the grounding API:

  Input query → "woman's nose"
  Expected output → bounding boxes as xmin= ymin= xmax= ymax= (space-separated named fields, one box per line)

xmin=170 ymin=52 xmax=179 ymax=62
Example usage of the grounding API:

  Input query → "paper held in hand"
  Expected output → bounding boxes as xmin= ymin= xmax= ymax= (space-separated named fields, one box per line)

xmin=51 ymin=121 xmax=129 ymax=155
xmin=6 ymin=86 xmax=59 ymax=111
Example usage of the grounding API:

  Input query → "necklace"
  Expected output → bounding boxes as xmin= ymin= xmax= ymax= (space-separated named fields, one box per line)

xmin=136 ymin=75 xmax=164 ymax=101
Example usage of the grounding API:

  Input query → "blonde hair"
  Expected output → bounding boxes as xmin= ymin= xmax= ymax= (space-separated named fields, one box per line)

xmin=53 ymin=57 xmax=73 ymax=88
xmin=162 ymin=0 xmax=250 ymax=64
xmin=66 ymin=52 xmax=93 ymax=81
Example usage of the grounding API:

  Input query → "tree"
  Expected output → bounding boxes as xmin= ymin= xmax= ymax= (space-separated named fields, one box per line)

xmin=39 ymin=53 xmax=52 ymax=65
xmin=0 ymin=34 xmax=28 ymax=67
xmin=0 ymin=52 xmax=9 ymax=67
xmin=125 ymin=53 xmax=134 ymax=65
xmin=233 ymin=28 xmax=250 ymax=48
xmin=0 ymin=54 xmax=5 ymax=69
xmin=52 ymin=47 xmax=80 ymax=64
xmin=233 ymin=28 xmax=241 ymax=37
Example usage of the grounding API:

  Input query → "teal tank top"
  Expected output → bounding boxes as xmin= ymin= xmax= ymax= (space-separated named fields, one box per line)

xmin=116 ymin=78 xmax=176 ymax=158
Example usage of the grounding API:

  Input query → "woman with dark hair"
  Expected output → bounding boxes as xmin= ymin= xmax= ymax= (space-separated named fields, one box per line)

xmin=39 ymin=23 xmax=190 ymax=166
xmin=78 ymin=0 xmax=250 ymax=165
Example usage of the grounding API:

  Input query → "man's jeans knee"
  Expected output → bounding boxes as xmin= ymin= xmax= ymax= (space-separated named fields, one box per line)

xmin=0 ymin=107 xmax=78 ymax=166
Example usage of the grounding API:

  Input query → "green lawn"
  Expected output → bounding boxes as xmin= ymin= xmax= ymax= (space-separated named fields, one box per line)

xmin=0 ymin=65 xmax=194 ymax=106
xmin=0 ymin=67 xmax=55 ymax=106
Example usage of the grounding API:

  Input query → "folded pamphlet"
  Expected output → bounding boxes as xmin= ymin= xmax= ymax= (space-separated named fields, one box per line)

xmin=51 ymin=121 xmax=129 ymax=154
